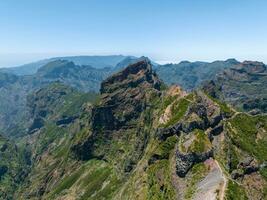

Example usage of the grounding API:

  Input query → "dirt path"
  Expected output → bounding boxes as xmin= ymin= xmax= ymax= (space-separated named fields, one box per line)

xmin=193 ymin=159 xmax=227 ymax=200
xmin=215 ymin=160 xmax=227 ymax=200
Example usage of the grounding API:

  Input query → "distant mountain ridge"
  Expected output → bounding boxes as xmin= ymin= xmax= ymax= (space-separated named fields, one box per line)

xmin=155 ymin=58 xmax=240 ymax=90
xmin=0 ymin=55 xmax=136 ymax=76
xmin=0 ymin=56 xmax=266 ymax=140
xmin=0 ymin=56 xmax=141 ymax=138
xmin=203 ymin=60 xmax=267 ymax=113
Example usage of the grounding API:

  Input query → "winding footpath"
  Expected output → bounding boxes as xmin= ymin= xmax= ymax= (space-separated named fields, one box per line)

xmin=215 ymin=160 xmax=227 ymax=200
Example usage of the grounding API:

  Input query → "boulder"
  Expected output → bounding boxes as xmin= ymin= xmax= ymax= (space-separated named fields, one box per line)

xmin=176 ymin=150 xmax=213 ymax=177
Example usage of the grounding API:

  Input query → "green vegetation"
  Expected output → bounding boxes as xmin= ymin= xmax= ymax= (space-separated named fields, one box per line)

xmin=49 ymin=159 xmax=121 ymax=200
xmin=61 ymin=92 xmax=100 ymax=116
xmin=28 ymin=82 xmax=99 ymax=120
xmin=155 ymin=136 xmax=178 ymax=159
xmin=80 ymin=167 xmax=120 ymax=200
xmin=185 ymin=93 xmax=195 ymax=101
xmin=228 ymin=144 xmax=240 ymax=172
xmin=189 ymin=130 xmax=212 ymax=153
xmin=51 ymin=165 xmax=86 ymax=196
xmin=35 ymin=123 xmax=65 ymax=154
xmin=147 ymin=136 xmax=178 ymax=200
xmin=228 ymin=113 xmax=267 ymax=161
xmin=159 ymin=83 xmax=168 ymax=91
xmin=162 ymin=95 xmax=177 ymax=111
xmin=260 ymin=168 xmax=267 ymax=181
xmin=164 ymin=98 xmax=190 ymax=127
xmin=180 ymin=129 xmax=212 ymax=154
xmin=0 ymin=135 xmax=29 ymax=199
xmin=184 ymin=163 xmax=208 ymax=199
xmin=147 ymin=89 xmax=161 ymax=108
xmin=225 ymin=180 xmax=248 ymax=200
xmin=147 ymin=160 xmax=176 ymax=200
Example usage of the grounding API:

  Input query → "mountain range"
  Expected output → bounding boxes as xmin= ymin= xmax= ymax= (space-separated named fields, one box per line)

xmin=0 ymin=56 xmax=266 ymax=200
xmin=0 ymin=55 xmax=135 ymax=76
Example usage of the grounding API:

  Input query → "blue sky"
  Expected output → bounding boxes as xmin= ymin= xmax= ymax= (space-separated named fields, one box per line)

xmin=0 ymin=0 xmax=267 ymax=67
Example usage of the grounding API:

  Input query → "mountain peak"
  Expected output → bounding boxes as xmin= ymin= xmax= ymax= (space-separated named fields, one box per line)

xmin=36 ymin=60 xmax=75 ymax=76
xmin=179 ymin=60 xmax=191 ymax=65
xmin=100 ymin=59 xmax=161 ymax=94
xmin=225 ymin=58 xmax=239 ymax=64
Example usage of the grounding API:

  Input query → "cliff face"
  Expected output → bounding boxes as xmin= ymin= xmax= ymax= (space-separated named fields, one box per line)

xmin=95 ymin=59 xmax=161 ymax=130
xmin=72 ymin=59 xmax=162 ymax=166
xmin=100 ymin=59 xmax=161 ymax=93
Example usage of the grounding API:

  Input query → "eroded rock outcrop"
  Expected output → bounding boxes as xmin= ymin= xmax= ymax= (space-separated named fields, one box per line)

xmin=176 ymin=150 xmax=213 ymax=177
xmin=72 ymin=59 xmax=163 ymax=167
xmin=156 ymin=91 xmax=225 ymax=178
xmin=176 ymin=129 xmax=213 ymax=177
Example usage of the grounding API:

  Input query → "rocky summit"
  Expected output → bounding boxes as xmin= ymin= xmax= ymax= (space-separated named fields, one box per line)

xmin=71 ymin=59 xmax=162 ymax=164
xmin=0 ymin=59 xmax=266 ymax=200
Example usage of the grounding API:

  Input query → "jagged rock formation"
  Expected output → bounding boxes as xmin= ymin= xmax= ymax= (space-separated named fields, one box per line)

xmin=71 ymin=59 xmax=162 ymax=165
xmin=152 ymin=86 xmax=267 ymax=199
xmin=156 ymin=91 xmax=224 ymax=178
xmin=176 ymin=149 xmax=213 ymax=177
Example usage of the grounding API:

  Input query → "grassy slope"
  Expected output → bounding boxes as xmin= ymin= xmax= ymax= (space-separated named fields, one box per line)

xmin=227 ymin=113 xmax=267 ymax=162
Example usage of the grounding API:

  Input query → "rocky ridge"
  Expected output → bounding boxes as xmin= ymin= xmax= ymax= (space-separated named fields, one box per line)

xmin=203 ymin=61 xmax=267 ymax=113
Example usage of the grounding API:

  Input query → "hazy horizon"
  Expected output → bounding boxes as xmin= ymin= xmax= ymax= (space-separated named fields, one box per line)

xmin=0 ymin=54 xmax=266 ymax=68
xmin=1 ymin=0 xmax=267 ymax=67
